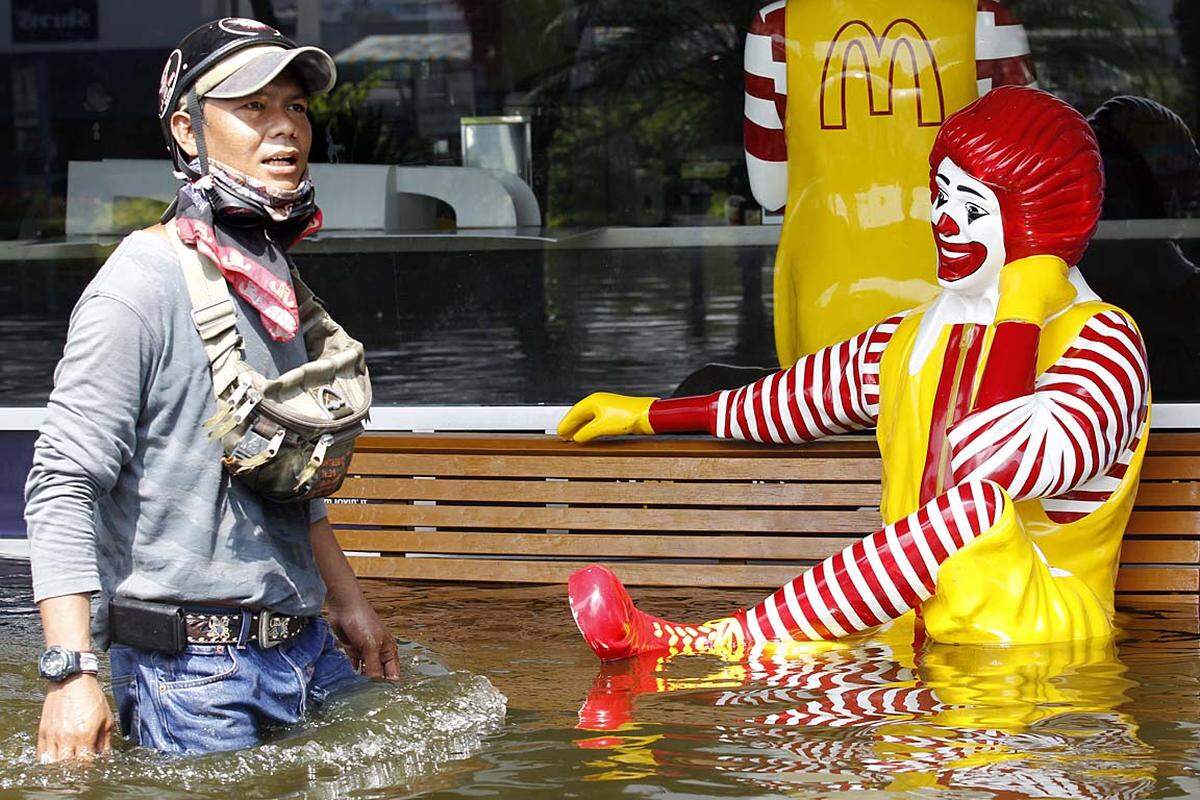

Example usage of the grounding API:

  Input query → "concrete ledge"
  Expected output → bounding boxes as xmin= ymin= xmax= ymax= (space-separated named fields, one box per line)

xmin=0 ymin=540 xmax=29 ymax=559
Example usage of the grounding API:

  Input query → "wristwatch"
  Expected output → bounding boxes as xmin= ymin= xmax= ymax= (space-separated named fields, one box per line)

xmin=38 ymin=646 xmax=99 ymax=682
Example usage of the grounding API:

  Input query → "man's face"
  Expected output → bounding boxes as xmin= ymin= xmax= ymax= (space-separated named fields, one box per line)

xmin=180 ymin=71 xmax=312 ymax=191
xmin=931 ymin=157 xmax=1006 ymax=293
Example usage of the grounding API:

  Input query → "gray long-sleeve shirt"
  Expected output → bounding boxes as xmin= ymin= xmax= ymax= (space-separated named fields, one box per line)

xmin=25 ymin=229 xmax=327 ymax=647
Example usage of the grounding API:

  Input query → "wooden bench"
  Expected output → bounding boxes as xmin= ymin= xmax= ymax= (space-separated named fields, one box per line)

xmin=331 ymin=432 xmax=1200 ymax=608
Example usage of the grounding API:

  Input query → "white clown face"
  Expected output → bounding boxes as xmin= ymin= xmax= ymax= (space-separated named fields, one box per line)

xmin=931 ymin=157 xmax=1006 ymax=293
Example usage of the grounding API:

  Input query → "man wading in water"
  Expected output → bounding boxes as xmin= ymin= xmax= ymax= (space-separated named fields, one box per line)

xmin=26 ymin=19 xmax=398 ymax=760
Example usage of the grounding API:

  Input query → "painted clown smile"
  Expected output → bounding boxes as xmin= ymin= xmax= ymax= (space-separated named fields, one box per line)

xmin=935 ymin=233 xmax=989 ymax=281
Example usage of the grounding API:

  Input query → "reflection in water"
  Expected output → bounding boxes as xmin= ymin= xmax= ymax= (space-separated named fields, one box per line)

xmin=1 ymin=575 xmax=1197 ymax=797
xmin=0 ymin=246 xmax=775 ymax=406
xmin=12 ymin=235 xmax=1200 ymax=404
xmin=576 ymin=616 xmax=1157 ymax=798
xmin=0 ymin=654 xmax=505 ymax=798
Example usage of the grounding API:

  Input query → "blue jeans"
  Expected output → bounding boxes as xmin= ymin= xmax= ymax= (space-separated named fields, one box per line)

xmin=109 ymin=616 xmax=366 ymax=755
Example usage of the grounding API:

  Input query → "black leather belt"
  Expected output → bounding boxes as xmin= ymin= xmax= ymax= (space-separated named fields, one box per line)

xmin=109 ymin=596 xmax=310 ymax=652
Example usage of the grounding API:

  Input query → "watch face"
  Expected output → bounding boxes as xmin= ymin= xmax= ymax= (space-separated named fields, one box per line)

xmin=39 ymin=648 xmax=70 ymax=680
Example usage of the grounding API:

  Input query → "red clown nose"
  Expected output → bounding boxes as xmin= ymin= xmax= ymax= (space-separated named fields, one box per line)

xmin=934 ymin=213 xmax=960 ymax=238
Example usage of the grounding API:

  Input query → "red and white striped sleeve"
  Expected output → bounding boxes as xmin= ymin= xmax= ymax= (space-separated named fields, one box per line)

xmin=712 ymin=314 xmax=905 ymax=443
xmin=975 ymin=0 xmax=1037 ymax=93
xmin=946 ymin=310 xmax=1150 ymax=502
xmin=744 ymin=0 xmax=788 ymax=213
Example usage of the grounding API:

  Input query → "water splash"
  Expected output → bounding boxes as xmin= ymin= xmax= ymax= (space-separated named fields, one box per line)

xmin=0 ymin=643 xmax=507 ymax=798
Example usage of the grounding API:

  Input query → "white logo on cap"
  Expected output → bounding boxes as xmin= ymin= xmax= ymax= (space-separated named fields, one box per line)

xmin=158 ymin=49 xmax=182 ymax=119
xmin=218 ymin=17 xmax=279 ymax=37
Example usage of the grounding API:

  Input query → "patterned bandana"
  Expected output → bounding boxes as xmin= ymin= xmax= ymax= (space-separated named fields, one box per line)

xmin=173 ymin=159 xmax=323 ymax=342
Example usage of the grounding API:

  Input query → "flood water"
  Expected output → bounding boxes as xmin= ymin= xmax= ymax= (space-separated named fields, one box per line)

xmin=2 ymin=558 xmax=1198 ymax=799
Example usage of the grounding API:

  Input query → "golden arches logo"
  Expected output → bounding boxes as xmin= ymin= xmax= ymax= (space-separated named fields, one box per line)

xmin=819 ymin=18 xmax=946 ymax=130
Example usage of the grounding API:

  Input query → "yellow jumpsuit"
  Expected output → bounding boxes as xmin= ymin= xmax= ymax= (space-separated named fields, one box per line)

xmin=876 ymin=301 xmax=1150 ymax=644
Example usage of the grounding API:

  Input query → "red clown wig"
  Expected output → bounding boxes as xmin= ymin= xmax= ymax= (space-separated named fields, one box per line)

xmin=928 ymin=86 xmax=1104 ymax=265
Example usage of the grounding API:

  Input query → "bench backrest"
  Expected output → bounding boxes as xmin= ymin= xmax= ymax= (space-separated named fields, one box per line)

xmin=330 ymin=432 xmax=1200 ymax=608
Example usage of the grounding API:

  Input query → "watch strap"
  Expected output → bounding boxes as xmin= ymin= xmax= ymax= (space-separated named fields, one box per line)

xmin=78 ymin=651 xmax=99 ymax=675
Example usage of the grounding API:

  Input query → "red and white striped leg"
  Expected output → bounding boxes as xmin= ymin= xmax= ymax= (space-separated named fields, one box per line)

xmin=568 ymin=480 xmax=1004 ymax=661
xmin=737 ymin=480 xmax=1004 ymax=644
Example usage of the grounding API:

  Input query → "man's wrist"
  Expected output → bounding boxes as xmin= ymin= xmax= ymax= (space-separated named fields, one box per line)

xmin=45 ymin=672 xmax=101 ymax=692
xmin=324 ymin=582 xmax=368 ymax=611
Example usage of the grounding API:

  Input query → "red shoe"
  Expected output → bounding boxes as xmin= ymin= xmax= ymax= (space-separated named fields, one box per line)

xmin=568 ymin=564 xmax=742 ymax=660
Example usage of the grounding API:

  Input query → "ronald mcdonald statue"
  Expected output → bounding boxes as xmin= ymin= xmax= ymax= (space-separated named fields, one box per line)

xmin=746 ymin=0 xmax=1037 ymax=366
xmin=559 ymin=86 xmax=1152 ymax=657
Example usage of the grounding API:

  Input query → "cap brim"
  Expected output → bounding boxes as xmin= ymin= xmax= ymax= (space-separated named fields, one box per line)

xmin=205 ymin=46 xmax=336 ymax=99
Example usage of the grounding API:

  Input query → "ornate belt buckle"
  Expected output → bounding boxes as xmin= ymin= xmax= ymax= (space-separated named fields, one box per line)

xmin=257 ymin=610 xmax=290 ymax=648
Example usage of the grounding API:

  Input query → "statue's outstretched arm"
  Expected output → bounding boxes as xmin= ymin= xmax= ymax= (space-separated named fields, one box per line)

xmin=558 ymin=313 xmax=906 ymax=444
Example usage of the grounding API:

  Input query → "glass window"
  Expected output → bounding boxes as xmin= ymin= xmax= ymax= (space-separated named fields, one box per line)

xmin=0 ymin=0 xmax=1197 ymax=409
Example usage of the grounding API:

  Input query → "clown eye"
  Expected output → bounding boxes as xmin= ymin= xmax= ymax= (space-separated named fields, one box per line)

xmin=934 ymin=190 xmax=947 ymax=208
xmin=966 ymin=203 xmax=988 ymax=223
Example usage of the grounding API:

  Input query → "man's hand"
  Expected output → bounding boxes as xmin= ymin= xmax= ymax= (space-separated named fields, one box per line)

xmin=557 ymin=393 xmax=657 ymax=443
xmin=994 ymin=254 xmax=1077 ymax=326
xmin=36 ymin=594 xmax=106 ymax=764
xmin=310 ymin=515 xmax=401 ymax=680
xmin=327 ymin=597 xmax=400 ymax=680
xmin=37 ymin=674 xmax=112 ymax=763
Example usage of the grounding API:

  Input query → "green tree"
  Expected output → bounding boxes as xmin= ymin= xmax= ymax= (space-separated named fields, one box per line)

xmin=534 ymin=0 xmax=762 ymax=226
xmin=307 ymin=70 xmax=392 ymax=164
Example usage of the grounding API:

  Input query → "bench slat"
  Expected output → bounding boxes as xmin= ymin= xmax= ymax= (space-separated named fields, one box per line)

xmin=328 ymin=504 xmax=883 ymax=532
xmin=328 ymin=502 xmax=1199 ymax=536
xmin=1133 ymin=482 xmax=1200 ymax=506
xmin=1114 ymin=567 xmax=1199 ymax=593
xmin=1142 ymin=457 xmax=1200 ymax=480
xmin=339 ymin=531 xmax=1198 ymax=564
xmin=348 ymin=453 xmax=882 ymax=481
xmin=348 ymin=556 xmax=1200 ymax=597
xmin=1146 ymin=434 xmax=1200 ymax=454
xmin=1120 ymin=539 xmax=1200 ymax=564
xmin=353 ymin=433 xmax=880 ymax=458
xmin=1114 ymin=593 xmax=1199 ymax=606
xmin=337 ymin=530 xmax=860 ymax=560
xmin=334 ymin=476 xmax=1200 ymax=509
xmin=1125 ymin=511 xmax=1200 ymax=534
xmin=346 ymin=557 xmax=857 ymax=587
xmin=351 ymin=431 xmax=1200 ymax=456
xmin=333 ymin=477 xmax=882 ymax=507
xmin=349 ymin=451 xmax=1199 ymax=482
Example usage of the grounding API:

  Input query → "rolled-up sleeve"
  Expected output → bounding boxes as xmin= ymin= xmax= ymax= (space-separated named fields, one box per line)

xmin=24 ymin=292 xmax=158 ymax=602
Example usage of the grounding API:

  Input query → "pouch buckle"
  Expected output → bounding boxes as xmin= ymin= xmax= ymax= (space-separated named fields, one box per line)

xmin=232 ymin=389 xmax=263 ymax=427
xmin=257 ymin=610 xmax=289 ymax=649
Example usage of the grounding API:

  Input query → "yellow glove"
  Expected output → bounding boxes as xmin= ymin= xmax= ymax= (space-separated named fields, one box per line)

xmin=557 ymin=392 xmax=657 ymax=443
xmin=994 ymin=254 xmax=1077 ymax=326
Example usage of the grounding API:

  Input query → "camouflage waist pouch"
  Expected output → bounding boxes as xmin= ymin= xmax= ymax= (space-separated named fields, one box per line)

xmin=168 ymin=223 xmax=371 ymax=503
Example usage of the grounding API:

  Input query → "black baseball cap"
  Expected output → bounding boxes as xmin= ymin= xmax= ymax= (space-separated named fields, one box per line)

xmin=158 ymin=17 xmax=336 ymax=178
